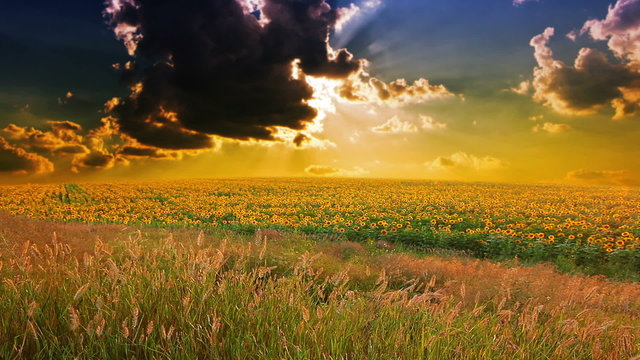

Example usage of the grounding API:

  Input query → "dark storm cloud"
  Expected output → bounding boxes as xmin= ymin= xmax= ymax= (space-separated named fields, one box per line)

xmin=104 ymin=0 xmax=361 ymax=150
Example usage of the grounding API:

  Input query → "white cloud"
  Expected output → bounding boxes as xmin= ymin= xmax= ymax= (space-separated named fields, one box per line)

xmin=420 ymin=115 xmax=447 ymax=130
xmin=579 ymin=0 xmax=640 ymax=66
xmin=513 ymin=0 xmax=538 ymax=6
xmin=371 ymin=116 xmax=418 ymax=134
xmin=335 ymin=4 xmax=361 ymax=32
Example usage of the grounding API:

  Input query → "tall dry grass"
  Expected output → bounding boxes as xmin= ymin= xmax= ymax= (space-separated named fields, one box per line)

xmin=0 ymin=215 xmax=639 ymax=359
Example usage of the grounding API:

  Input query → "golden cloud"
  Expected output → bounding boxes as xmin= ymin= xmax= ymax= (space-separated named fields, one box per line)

xmin=0 ymin=137 xmax=54 ymax=175
xmin=532 ymin=122 xmax=572 ymax=134
xmin=339 ymin=68 xmax=455 ymax=106
xmin=426 ymin=152 xmax=508 ymax=171
xmin=305 ymin=165 xmax=369 ymax=177
xmin=420 ymin=115 xmax=447 ymax=130
xmin=509 ymin=80 xmax=532 ymax=95
xmin=371 ymin=116 xmax=418 ymax=134
xmin=566 ymin=169 xmax=639 ymax=186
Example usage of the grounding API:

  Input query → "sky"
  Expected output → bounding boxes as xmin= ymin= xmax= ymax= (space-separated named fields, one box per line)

xmin=0 ymin=0 xmax=639 ymax=186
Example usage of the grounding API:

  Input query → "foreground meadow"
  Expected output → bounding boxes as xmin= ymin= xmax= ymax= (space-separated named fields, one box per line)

xmin=1 ymin=178 xmax=639 ymax=278
xmin=1 ymin=214 xmax=639 ymax=359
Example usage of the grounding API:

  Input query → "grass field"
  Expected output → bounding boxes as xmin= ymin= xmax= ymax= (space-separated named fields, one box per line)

xmin=1 ymin=178 xmax=639 ymax=279
xmin=1 ymin=214 xmax=639 ymax=359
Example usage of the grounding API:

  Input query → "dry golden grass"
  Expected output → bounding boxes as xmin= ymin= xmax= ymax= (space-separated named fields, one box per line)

xmin=1 ymin=214 xmax=639 ymax=359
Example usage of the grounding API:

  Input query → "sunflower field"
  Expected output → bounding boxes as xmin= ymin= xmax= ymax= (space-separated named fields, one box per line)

xmin=1 ymin=178 xmax=639 ymax=276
